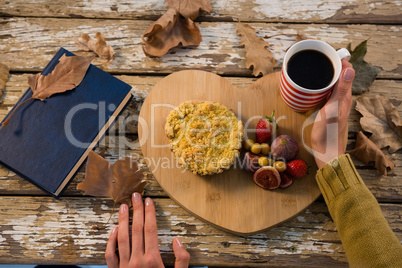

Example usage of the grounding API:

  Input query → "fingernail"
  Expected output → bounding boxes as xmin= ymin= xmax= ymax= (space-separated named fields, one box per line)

xmin=343 ymin=68 xmax=354 ymax=81
xmin=112 ymin=226 xmax=118 ymax=234
xmin=120 ymin=204 xmax=127 ymax=212
xmin=133 ymin=192 xmax=141 ymax=202
xmin=175 ymin=237 xmax=183 ymax=247
xmin=145 ymin=197 xmax=152 ymax=206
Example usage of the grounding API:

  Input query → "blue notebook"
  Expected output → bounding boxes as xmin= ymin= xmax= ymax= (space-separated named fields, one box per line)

xmin=0 ymin=48 xmax=132 ymax=197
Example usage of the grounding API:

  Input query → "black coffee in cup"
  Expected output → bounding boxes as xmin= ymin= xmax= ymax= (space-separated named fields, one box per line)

xmin=287 ymin=49 xmax=334 ymax=90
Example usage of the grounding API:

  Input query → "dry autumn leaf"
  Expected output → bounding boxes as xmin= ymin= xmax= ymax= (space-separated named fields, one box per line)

xmin=77 ymin=151 xmax=147 ymax=207
xmin=347 ymin=40 xmax=381 ymax=95
xmin=285 ymin=33 xmax=313 ymax=52
xmin=28 ymin=54 xmax=94 ymax=101
xmin=142 ymin=8 xmax=202 ymax=57
xmin=355 ymin=95 xmax=402 ymax=153
xmin=350 ymin=131 xmax=395 ymax=176
xmin=165 ymin=0 xmax=212 ymax=20
xmin=236 ymin=22 xmax=278 ymax=77
xmin=2 ymin=54 xmax=93 ymax=126
xmin=0 ymin=63 xmax=9 ymax=104
xmin=295 ymin=33 xmax=313 ymax=43
xmin=75 ymin=32 xmax=115 ymax=62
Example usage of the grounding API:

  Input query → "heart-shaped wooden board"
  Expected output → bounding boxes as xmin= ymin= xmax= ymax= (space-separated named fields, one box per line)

xmin=139 ymin=70 xmax=321 ymax=235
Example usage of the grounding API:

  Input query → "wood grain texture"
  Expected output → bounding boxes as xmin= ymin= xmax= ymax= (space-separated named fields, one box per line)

xmin=0 ymin=146 xmax=401 ymax=202
xmin=0 ymin=196 xmax=401 ymax=266
xmin=0 ymin=18 xmax=401 ymax=78
xmin=0 ymin=0 xmax=401 ymax=264
xmin=139 ymin=70 xmax=321 ymax=234
xmin=1 ymin=0 xmax=401 ymax=24
xmin=1 ymin=75 xmax=401 ymax=203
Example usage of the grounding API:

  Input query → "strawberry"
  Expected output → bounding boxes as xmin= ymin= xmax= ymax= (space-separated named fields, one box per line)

xmin=286 ymin=159 xmax=308 ymax=179
xmin=256 ymin=111 xmax=276 ymax=143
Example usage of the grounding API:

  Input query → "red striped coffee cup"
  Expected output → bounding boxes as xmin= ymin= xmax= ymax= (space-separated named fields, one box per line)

xmin=280 ymin=40 xmax=350 ymax=112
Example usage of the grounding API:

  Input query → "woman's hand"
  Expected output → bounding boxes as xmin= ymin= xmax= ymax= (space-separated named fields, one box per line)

xmin=311 ymin=59 xmax=355 ymax=169
xmin=105 ymin=192 xmax=190 ymax=268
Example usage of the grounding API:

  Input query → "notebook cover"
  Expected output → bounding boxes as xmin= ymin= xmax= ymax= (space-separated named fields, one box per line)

xmin=0 ymin=48 xmax=132 ymax=197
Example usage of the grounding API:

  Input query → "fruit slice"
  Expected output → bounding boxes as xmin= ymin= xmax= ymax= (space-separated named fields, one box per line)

xmin=279 ymin=173 xmax=294 ymax=189
xmin=274 ymin=161 xmax=286 ymax=172
xmin=253 ymin=166 xmax=281 ymax=190
xmin=244 ymin=152 xmax=260 ymax=173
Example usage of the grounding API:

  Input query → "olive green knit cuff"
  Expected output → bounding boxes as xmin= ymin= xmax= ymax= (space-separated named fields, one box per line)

xmin=315 ymin=154 xmax=364 ymax=204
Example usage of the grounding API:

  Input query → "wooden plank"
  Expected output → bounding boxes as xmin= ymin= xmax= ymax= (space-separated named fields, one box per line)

xmin=0 ymin=136 xmax=401 ymax=201
xmin=1 ymin=147 xmax=401 ymax=202
xmin=1 ymin=0 xmax=401 ymax=24
xmin=0 ymin=196 xmax=401 ymax=266
xmin=0 ymin=18 xmax=401 ymax=78
xmin=0 ymin=165 xmax=166 ymax=198
xmin=1 ymin=74 xmax=400 ymax=107
xmin=3 ymin=75 xmax=401 ymax=115
xmin=0 ymin=75 xmax=401 ymax=201
xmin=3 ymin=75 xmax=401 ymax=140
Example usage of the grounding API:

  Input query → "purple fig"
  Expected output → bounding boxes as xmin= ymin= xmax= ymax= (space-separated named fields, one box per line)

xmin=271 ymin=135 xmax=299 ymax=161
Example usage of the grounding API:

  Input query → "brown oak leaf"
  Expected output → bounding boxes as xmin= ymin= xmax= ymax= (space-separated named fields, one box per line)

xmin=236 ymin=22 xmax=278 ymax=77
xmin=75 ymin=32 xmax=115 ymax=62
xmin=285 ymin=33 xmax=314 ymax=52
xmin=28 ymin=54 xmax=93 ymax=101
xmin=2 ymin=54 xmax=93 ymax=126
xmin=355 ymin=95 xmax=402 ymax=153
xmin=295 ymin=33 xmax=313 ymax=43
xmin=142 ymin=8 xmax=202 ymax=57
xmin=0 ymin=63 xmax=9 ymax=104
xmin=165 ymin=0 xmax=212 ymax=20
xmin=350 ymin=131 xmax=395 ymax=176
xmin=77 ymin=151 xmax=147 ymax=207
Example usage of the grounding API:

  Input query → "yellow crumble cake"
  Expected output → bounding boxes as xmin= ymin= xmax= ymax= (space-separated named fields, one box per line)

xmin=165 ymin=101 xmax=243 ymax=175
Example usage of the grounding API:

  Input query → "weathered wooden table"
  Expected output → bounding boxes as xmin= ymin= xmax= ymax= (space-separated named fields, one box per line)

xmin=0 ymin=1 xmax=401 ymax=266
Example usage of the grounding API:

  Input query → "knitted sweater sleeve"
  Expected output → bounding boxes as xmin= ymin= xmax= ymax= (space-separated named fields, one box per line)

xmin=315 ymin=154 xmax=402 ymax=267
